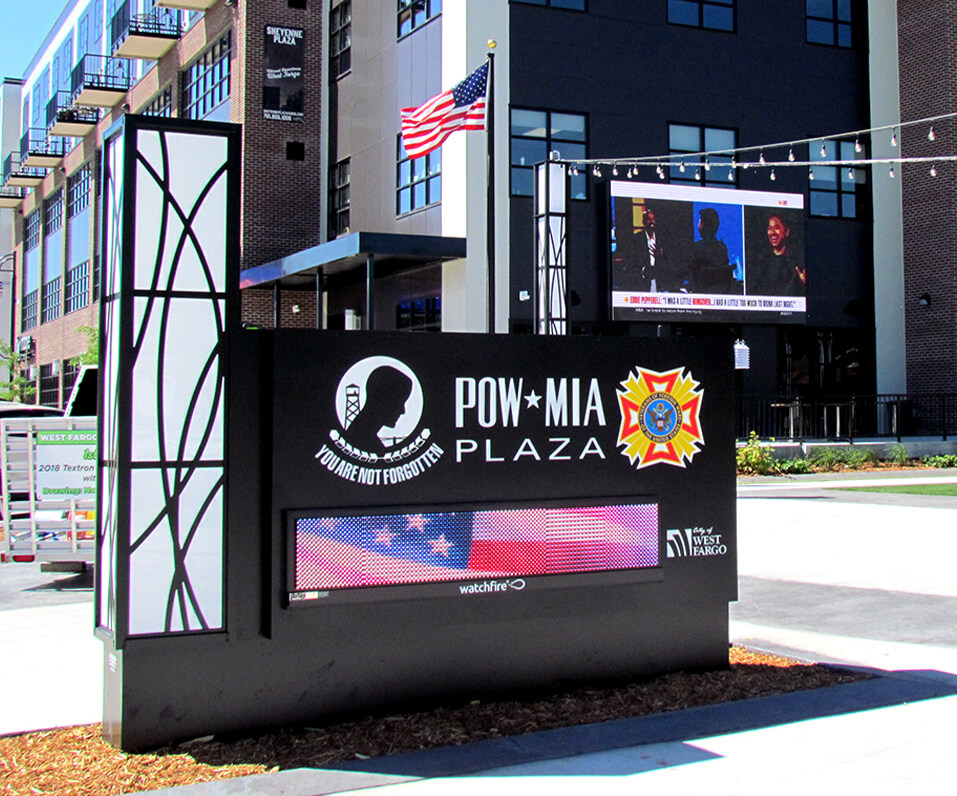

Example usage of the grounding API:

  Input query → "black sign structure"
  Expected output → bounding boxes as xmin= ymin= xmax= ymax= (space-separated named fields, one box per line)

xmin=96 ymin=120 xmax=737 ymax=754
xmin=263 ymin=25 xmax=304 ymax=122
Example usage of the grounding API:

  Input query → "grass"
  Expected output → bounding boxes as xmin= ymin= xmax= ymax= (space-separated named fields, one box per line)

xmin=837 ymin=483 xmax=957 ymax=496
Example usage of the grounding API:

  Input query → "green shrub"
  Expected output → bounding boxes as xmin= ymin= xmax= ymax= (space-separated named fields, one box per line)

xmin=921 ymin=454 xmax=957 ymax=468
xmin=842 ymin=447 xmax=878 ymax=469
xmin=775 ymin=457 xmax=814 ymax=474
xmin=736 ymin=432 xmax=778 ymax=475
xmin=888 ymin=443 xmax=911 ymax=467
xmin=811 ymin=447 xmax=840 ymax=471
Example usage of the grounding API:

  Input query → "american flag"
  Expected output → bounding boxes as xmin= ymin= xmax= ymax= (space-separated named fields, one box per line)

xmin=294 ymin=504 xmax=658 ymax=591
xmin=400 ymin=62 xmax=489 ymax=159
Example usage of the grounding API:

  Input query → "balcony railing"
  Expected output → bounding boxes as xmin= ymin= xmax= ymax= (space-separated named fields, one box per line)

xmin=20 ymin=129 xmax=68 ymax=168
xmin=46 ymin=91 xmax=100 ymax=137
xmin=1 ymin=152 xmax=45 ymax=188
xmin=71 ymin=54 xmax=134 ymax=106
xmin=0 ymin=184 xmax=27 ymax=208
xmin=737 ymin=394 xmax=957 ymax=442
xmin=111 ymin=0 xmax=183 ymax=60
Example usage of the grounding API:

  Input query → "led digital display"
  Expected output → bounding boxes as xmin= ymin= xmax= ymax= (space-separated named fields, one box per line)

xmin=610 ymin=181 xmax=806 ymax=323
xmin=290 ymin=501 xmax=659 ymax=601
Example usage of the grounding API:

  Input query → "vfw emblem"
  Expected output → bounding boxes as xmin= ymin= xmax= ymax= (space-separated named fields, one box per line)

xmin=616 ymin=366 xmax=704 ymax=469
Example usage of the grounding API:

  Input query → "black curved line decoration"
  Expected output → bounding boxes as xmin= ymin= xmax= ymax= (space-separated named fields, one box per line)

xmin=127 ymin=131 xmax=228 ymax=633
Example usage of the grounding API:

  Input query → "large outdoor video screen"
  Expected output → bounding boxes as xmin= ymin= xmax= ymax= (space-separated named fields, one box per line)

xmin=610 ymin=181 xmax=806 ymax=323
xmin=289 ymin=500 xmax=660 ymax=604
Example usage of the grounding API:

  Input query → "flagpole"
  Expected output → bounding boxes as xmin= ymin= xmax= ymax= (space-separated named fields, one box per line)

xmin=486 ymin=43 xmax=496 ymax=334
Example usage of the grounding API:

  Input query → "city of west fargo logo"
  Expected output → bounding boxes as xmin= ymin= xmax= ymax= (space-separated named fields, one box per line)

xmin=616 ymin=366 xmax=704 ymax=469
xmin=315 ymin=356 xmax=444 ymax=486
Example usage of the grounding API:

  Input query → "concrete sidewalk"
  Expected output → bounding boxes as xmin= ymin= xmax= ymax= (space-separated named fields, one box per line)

xmin=3 ymin=469 xmax=956 ymax=794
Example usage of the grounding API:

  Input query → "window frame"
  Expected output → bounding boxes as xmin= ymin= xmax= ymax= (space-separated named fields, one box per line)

xmin=396 ymin=135 xmax=441 ymax=216
xmin=331 ymin=0 xmax=352 ymax=79
xmin=398 ymin=0 xmax=441 ymax=39
xmin=181 ymin=32 xmax=232 ymax=120
xmin=509 ymin=107 xmax=588 ymax=200
xmin=667 ymin=0 xmax=735 ymax=32
xmin=808 ymin=137 xmax=869 ymax=219
xmin=510 ymin=0 xmax=587 ymax=10
xmin=330 ymin=157 xmax=351 ymax=237
xmin=668 ymin=123 xmax=737 ymax=187
xmin=806 ymin=0 xmax=854 ymax=48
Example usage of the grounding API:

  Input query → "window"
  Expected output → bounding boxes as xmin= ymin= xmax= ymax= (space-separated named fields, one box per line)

xmin=397 ymin=137 xmax=441 ymax=214
xmin=669 ymin=124 xmax=736 ymax=186
xmin=42 ymin=191 xmax=64 ymax=324
xmin=396 ymin=297 xmax=441 ymax=331
xmin=67 ymin=167 xmax=91 ymax=218
xmin=510 ymin=109 xmax=587 ymax=198
xmin=24 ymin=210 xmax=41 ymax=252
xmin=63 ymin=360 xmax=81 ymax=405
xmin=807 ymin=0 xmax=852 ymax=47
xmin=668 ymin=0 xmax=734 ymax=31
xmin=44 ymin=191 xmax=63 ymax=236
xmin=330 ymin=158 xmax=350 ymax=237
xmin=39 ymin=363 xmax=59 ymax=408
xmin=65 ymin=261 xmax=90 ymax=314
xmin=809 ymin=138 xmax=867 ymax=218
xmin=512 ymin=0 xmax=586 ymax=8
xmin=142 ymin=86 xmax=173 ymax=117
xmin=398 ymin=0 xmax=441 ymax=38
xmin=181 ymin=33 xmax=231 ymax=120
xmin=331 ymin=1 xmax=351 ymax=78
xmin=21 ymin=291 xmax=39 ymax=332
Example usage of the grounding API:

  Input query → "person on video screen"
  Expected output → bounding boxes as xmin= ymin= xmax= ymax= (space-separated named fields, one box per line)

xmin=749 ymin=214 xmax=805 ymax=296
xmin=629 ymin=205 xmax=670 ymax=292
xmin=689 ymin=208 xmax=734 ymax=294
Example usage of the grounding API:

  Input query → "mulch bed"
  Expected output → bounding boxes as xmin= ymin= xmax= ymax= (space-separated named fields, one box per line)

xmin=0 ymin=646 xmax=868 ymax=795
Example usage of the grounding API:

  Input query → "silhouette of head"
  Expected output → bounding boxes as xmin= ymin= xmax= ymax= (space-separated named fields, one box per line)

xmin=698 ymin=208 xmax=720 ymax=239
xmin=347 ymin=367 xmax=414 ymax=451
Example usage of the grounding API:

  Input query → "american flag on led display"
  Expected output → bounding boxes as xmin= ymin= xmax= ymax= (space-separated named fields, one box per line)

xmin=400 ymin=62 xmax=488 ymax=159
xmin=294 ymin=504 xmax=658 ymax=591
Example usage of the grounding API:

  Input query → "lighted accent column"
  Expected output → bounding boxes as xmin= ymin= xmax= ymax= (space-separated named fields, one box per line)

xmin=534 ymin=158 xmax=568 ymax=335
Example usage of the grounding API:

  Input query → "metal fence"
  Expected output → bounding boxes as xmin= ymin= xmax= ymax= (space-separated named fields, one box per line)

xmin=736 ymin=394 xmax=957 ymax=441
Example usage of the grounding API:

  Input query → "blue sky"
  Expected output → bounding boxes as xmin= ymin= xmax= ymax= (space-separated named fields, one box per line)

xmin=0 ymin=0 xmax=72 ymax=81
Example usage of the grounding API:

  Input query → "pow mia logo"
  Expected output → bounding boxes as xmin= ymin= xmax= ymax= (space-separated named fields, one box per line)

xmin=316 ymin=356 xmax=444 ymax=486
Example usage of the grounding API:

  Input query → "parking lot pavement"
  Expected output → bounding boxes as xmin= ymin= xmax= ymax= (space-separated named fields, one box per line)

xmin=0 ymin=561 xmax=93 ymax=611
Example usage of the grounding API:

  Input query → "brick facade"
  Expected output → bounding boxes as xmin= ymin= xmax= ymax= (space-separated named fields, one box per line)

xmin=898 ymin=0 xmax=957 ymax=393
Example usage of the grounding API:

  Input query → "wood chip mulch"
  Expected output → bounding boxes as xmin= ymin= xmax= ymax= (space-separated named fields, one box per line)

xmin=0 ymin=646 xmax=868 ymax=795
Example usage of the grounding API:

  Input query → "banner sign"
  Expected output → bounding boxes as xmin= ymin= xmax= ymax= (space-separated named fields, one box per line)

xmin=263 ymin=25 xmax=304 ymax=122
xmin=35 ymin=429 xmax=97 ymax=500
xmin=273 ymin=332 xmax=736 ymax=605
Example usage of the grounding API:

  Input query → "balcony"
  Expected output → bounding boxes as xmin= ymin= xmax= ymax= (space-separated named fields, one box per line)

xmin=47 ymin=92 xmax=100 ymax=138
xmin=72 ymin=55 xmax=134 ymax=107
xmin=2 ymin=152 xmax=45 ymax=188
xmin=0 ymin=184 xmax=27 ymax=209
xmin=111 ymin=1 xmax=184 ymax=60
xmin=155 ymin=0 xmax=217 ymax=9
xmin=20 ymin=129 xmax=68 ymax=169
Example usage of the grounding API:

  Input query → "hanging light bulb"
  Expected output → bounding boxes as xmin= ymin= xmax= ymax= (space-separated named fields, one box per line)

xmin=612 ymin=165 xmax=619 ymax=176
xmin=727 ymin=167 xmax=734 ymax=181
xmin=593 ymin=164 xmax=602 ymax=177
xmin=855 ymin=137 xmax=862 ymax=153
xmin=679 ymin=161 xmax=686 ymax=173
xmin=889 ymin=164 xmax=895 ymax=178
xmin=627 ymin=167 xmax=633 ymax=179
xmin=570 ymin=165 xmax=578 ymax=176
xmin=704 ymin=158 xmax=711 ymax=171
xmin=658 ymin=166 xmax=665 ymax=180
xmin=928 ymin=126 xmax=936 ymax=142
xmin=930 ymin=165 xmax=938 ymax=177
xmin=788 ymin=148 xmax=795 ymax=162
xmin=694 ymin=168 xmax=701 ymax=181
xmin=891 ymin=130 xmax=898 ymax=147
xmin=848 ymin=167 xmax=855 ymax=180
xmin=770 ymin=169 xmax=776 ymax=181
xmin=808 ymin=168 xmax=815 ymax=181
xmin=820 ymin=143 xmax=827 ymax=157
xmin=759 ymin=151 xmax=766 ymax=165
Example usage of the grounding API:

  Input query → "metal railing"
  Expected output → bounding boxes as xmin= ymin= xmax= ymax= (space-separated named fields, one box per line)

xmin=20 ymin=128 xmax=68 ymax=161
xmin=71 ymin=54 xmax=134 ymax=101
xmin=737 ymin=394 xmax=957 ymax=441
xmin=111 ymin=0 xmax=183 ymax=54
xmin=2 ymin=152 xmax=44 ymax=185
xmin=46 ymin=91 xmax=99 ymax=131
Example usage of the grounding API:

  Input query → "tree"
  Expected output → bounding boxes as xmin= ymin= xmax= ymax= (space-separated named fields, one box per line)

xmin=0 ymin=340 xmax=36 ymax=402
xmin=70 ymin=326 xmax=99 ymax=367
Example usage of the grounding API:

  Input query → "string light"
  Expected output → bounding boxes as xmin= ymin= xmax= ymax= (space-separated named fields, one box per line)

xmin=592 ymin=164 xmax=602 ymax=177
xmin=848 ymin=167 xmax=855 ymax=179
xmin=612 ymin=165 xmax=619 ymax=176
xmin=889 ymin=164 xmax=895 ymax=178
xmin=820 ymin=143 xmax=827 ymax=157
xmin=727 ymin=167 xmax=734 ymax=181
xmin=658 ymin=166 xmax=665 ymax=180
xmin=770 ymin=169 xmax=776 ymax=181
xmin=694 ymin=168 xmax=701 ymax=180
xmin=891 ymin=130 xmax=898 ymax=147
xmin=808 ymin=168 xmax=815 ymax=181
xmin=704 ymin=158 xmax=711 ymax=171
xmin=679 ymin=161 xmax=686 ymax=173
xmin=930 ymin=165 xmax=938 ymax=177
xmin=788 ymin=148 xmax=795 ymax=161
xmin=759 ymin=151 xmax=766 ymax=165
xmin=855 ymin=137 xmax=862 ymax=153
xmin=928 ymin=126 xmax=936 ymax=142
